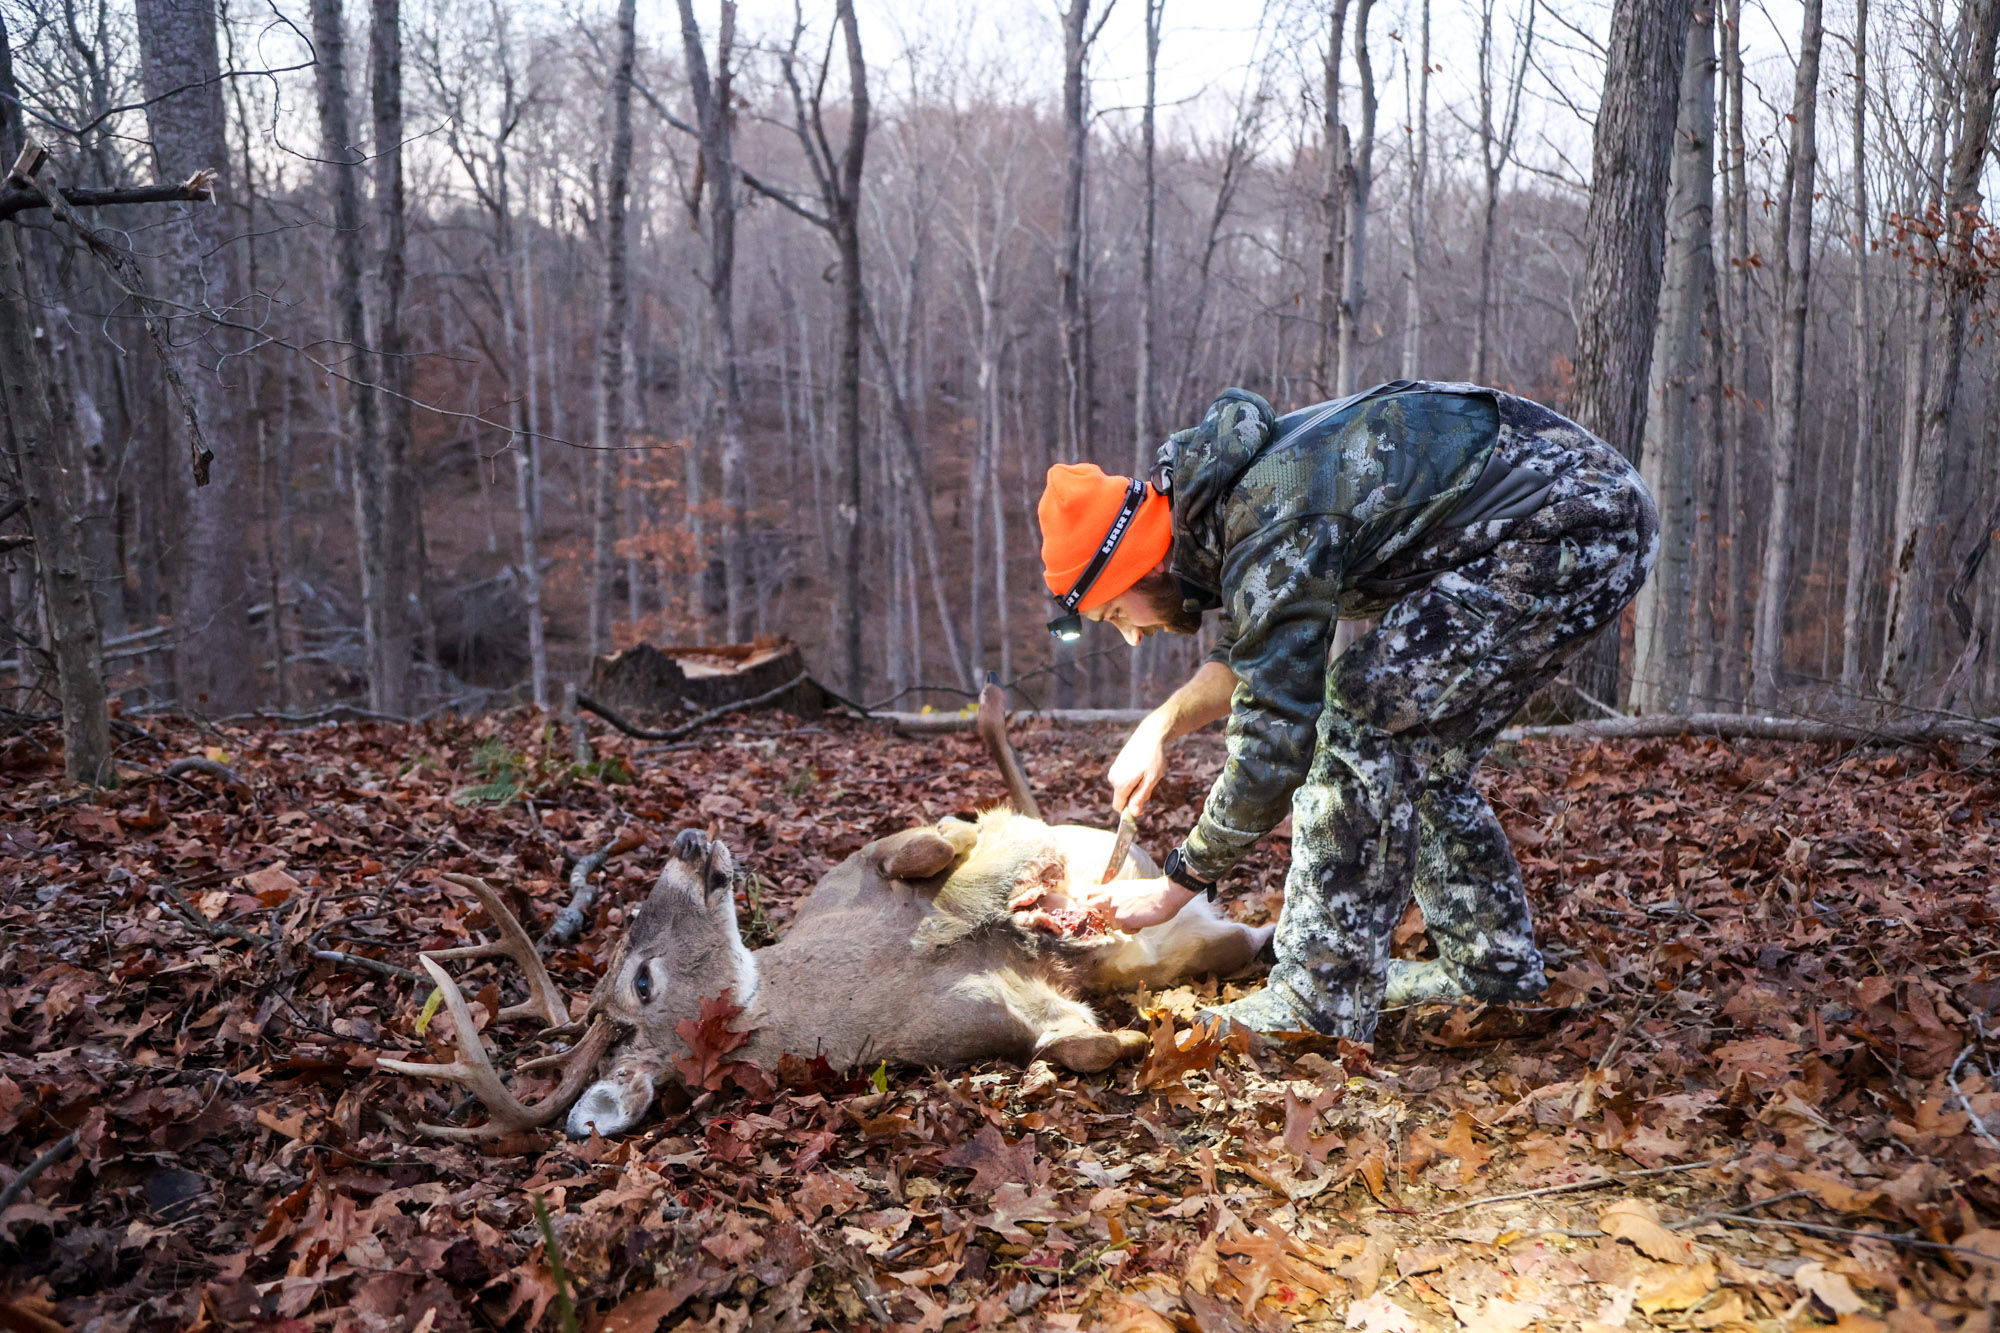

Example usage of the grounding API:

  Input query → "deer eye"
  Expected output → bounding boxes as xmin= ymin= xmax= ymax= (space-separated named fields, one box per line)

xmin=633 ymin=968 xmax=653 ymax=1003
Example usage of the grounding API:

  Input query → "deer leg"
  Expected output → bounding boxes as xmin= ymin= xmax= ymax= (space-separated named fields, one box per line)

xmin=979 ymin=968 xmax=1146 ymax=1073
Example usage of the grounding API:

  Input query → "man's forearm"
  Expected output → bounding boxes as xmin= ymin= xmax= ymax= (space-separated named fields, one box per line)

xmin=1151 ymin=659 xmax=1237 ymax=742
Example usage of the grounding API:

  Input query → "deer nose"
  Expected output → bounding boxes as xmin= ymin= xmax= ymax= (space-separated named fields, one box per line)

xmin=672 ymin=828 xmax=711 ymax=862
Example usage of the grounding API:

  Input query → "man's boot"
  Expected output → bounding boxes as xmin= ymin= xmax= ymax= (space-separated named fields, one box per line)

xmin=1382 ymin=958 xmax=1472 ymax=1009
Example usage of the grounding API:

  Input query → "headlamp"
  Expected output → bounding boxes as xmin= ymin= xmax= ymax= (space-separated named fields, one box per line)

xmin=1047 ymin=477 xmax=1148 ymax=641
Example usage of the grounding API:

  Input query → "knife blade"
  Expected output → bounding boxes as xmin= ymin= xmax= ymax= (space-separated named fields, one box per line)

xmin=1100 ymin=811 xmax=1139 ymax=884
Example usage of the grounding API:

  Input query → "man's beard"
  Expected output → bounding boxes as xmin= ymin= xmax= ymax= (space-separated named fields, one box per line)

xmin=1128 ymin=570 xmax=1204 ymax=636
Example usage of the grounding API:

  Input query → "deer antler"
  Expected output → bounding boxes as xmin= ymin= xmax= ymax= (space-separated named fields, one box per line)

xmin=976 ymin=674 xmax=1043 ymax=820
xmin=377 ymin=873 xmax=610 ymax=1139
xmin=419 ymin=873 xmax=569 ymax=1028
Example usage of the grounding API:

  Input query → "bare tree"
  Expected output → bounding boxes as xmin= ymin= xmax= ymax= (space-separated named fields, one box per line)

xmin=665 ymin=0 xmax=751 ymax=643
xmin=587 ymin=0 xmax=637 ymax=658
xmin=0 ymin=197 xmax=111 ymax=779
xmin=1840 ymin=0 xmax=1875 ymax=693
xmin=1056 ymin=0 xmax=1109 ymax=458
xmin=1313 ymin=0 xmax=1350 ymax=396
xmin=133 ymin=0 xmax=256 ymax=712
xmin=370 ymin=0 xmax=424 ymax=709
xmin=750 ymin=0 xmax=870 ymax=693
xmin=1750 ymin=0 xmax=1824 ymax=706
xmin=1630 ymin=2 xmax=1716 ymax=714
xmin=1400 ymin=0 xmax=1430 ymax=379
xmin=1468 ymin=0 xmax=1533 ymax=385
xmin=1879 ymin=0 xmax=2000 ymax=702
xmin=1334 ymin=0 xmax=1376 ymax=395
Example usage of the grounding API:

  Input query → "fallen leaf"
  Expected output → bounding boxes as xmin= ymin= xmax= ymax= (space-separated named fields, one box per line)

xmin=1598 ymin=1197 xmax=1694 ymax=1264
xmin=939 ymin=1123 xmax=1037 ymax=1194
xmin=1635 ymin=1259 xmax=1718 ymax=1314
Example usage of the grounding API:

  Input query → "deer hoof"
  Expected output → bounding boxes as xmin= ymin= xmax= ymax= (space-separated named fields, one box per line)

xmin=1040 ymin=1027 xmax=1148 ymax=1073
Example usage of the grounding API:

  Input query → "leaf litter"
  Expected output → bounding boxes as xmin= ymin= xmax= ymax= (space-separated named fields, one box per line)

xmin=2 ymin=711 xmax=1999 ymax=1330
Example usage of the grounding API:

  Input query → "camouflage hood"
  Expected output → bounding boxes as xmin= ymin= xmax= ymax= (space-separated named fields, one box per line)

xmin=1161 ymin=388 xmax=1281 ymax=611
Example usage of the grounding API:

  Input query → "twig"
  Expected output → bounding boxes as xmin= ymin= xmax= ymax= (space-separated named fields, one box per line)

xmin=1668 ymin=1189 xmax=1815 ymax=1229
xmin=307 ymin=949 xmax=421 ymax=982
xmin=1435 ymin=1155 xmax=1737 ymax=1215
xmin=543 ymin=829 xmax=640 ymax=947
xmin=0 ymin=1129 xmax=81 ymax=1218
xmin=154 ymin=880 xmax=275 ymax=951
xmin=575 ymin=672 xmax=809 ymax=743
xmin=1949 ymin=1042 xmax=2000 ymax=1153
xmin=165 ymin=756 xmax=253 ymax=797
xmin=1700 ymin=1213 xmax=2000 ymax=1261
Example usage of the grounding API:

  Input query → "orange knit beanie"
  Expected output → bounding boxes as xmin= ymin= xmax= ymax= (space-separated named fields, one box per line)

xmin=1039 ymin=463 xmax=1173 ymax=611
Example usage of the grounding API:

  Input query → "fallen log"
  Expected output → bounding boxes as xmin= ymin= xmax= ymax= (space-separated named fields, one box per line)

xmin=870 ymin=708 xmax=1997 ymax=747
xmin=1498 ymin=712 xmax=1999 ymax=745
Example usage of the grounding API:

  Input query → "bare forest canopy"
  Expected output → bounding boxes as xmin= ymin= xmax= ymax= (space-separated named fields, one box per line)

xmin=4 ymin=0 xmax=2000 ymax=749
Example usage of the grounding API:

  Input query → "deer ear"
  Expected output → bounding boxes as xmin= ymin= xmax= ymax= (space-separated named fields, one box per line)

xmin=871 ymin=827 xmax=960 ymax=881
xmin=700 ymin=838 xmax=736 ymax=900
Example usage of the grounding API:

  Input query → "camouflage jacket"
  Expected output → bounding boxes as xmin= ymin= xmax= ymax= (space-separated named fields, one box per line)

xmin=1167 ymin=381 xmax=1555 ymax=882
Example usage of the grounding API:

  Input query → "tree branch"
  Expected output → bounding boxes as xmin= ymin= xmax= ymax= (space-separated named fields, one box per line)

xmin=0 ymin=175 xmax=215 ymax=221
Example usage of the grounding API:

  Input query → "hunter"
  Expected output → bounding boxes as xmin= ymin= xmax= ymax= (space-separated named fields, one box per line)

xmin=1026 ymin=380 xmax=1658 ymax=1039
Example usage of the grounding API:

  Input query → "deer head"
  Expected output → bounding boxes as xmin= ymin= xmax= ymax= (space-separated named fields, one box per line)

xmin=565 ymin=828 xmax=755 ymax=1137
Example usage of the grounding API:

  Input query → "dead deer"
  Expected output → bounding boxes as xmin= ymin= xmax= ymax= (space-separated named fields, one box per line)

xmin=379 ymin=686 xmax=1270 ymax=1139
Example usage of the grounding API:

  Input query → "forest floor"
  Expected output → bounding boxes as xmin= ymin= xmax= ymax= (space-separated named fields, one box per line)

xmin=3 ymin=707 xmax=2000 ymax=1332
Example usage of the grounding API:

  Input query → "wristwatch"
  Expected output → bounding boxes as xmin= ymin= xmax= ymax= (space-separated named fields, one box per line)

xmin=1162 ymin=845 xmax=1217 ymax=901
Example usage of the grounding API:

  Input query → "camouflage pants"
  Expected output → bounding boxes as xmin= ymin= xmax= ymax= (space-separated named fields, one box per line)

xmin=1265 ymin=407 xmax=1659 ymax=1040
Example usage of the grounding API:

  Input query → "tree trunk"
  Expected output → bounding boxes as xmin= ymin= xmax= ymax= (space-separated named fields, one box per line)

xmin=308 ymin=0 xmax=381 ymax=697
xmin=588 ymin=0 xmax=638 ymax=658
xmin=1335 ymin=0 xmax=1376 ymax=395
xmin=367 ymin=0 xmax=422 ymax=710
xmin=1400 ymin=0 xmax=1429 ymax=379
xmin=1630 ymin=3 xmax=1715 ymax=715
xmin=1566 ymin=0 xmax=1694 ymax=704
xmin=1719 ymin=0 xmax=1752 ymax=705
xmin=1314 ymin=0 xmax=1350 ymax=397
xmin=1570 ymin=0 xmax=1697 ymax=460
xmin=133 ymin=0 xmax=256 ymax=712
xmin=1129 ymin=0 xmax=1163 ymax=707
xmin=1878 ymin=0 xmax=2000 ymax=702
xmin=1750 ymin=0 xmax=1823 ymax=707
xmin=1057 ymin=0 xmax=1096 ymax=458
xmin=0 ymin=222 xmax=111 ymax=781
xmin=1469 ymin=0 xmax=1533 ymax=385
xmin=676 ymin=0 xmax=749 ymax=644
xmin=1840 ymin=0 xmax=1874 ymax=694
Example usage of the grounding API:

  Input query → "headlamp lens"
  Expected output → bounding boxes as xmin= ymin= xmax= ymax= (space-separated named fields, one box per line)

xmin=1047 ymin=612 xmax=1084 ymax=641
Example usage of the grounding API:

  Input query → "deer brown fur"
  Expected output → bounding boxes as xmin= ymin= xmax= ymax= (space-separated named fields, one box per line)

xmin=564 ymin=811 xmax=1270 ymax=1137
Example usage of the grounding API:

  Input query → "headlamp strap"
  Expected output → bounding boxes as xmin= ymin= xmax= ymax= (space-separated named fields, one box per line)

xmin=1055 ymin=477 xmax=1148 ymax=613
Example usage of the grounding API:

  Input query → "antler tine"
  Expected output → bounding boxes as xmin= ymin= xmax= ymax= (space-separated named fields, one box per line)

xmin=976 ymin=675 xmax=1044 ymax=821
xmin=379 ymin=958 xmax=617 ymax=1140
xmin=422 ymin=873 xmax=570 ymax=1029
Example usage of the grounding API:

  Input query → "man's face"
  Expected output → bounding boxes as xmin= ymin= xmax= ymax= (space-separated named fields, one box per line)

xmin=1085 ymin=569 xmax=1204 ymax=646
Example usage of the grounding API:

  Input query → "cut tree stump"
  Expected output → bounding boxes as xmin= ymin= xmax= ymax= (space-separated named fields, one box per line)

xmin=583 ymin=636 xmax=826 ymax=725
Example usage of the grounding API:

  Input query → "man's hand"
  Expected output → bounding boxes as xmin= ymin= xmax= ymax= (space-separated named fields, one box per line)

xmin=1010 ymin=877 xmax=1198 ymax=935
xmin=1108 ymin=717 xmax=1169 ymax=816
xmin=1109 ymin=660 xmax=1238 ymax=815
